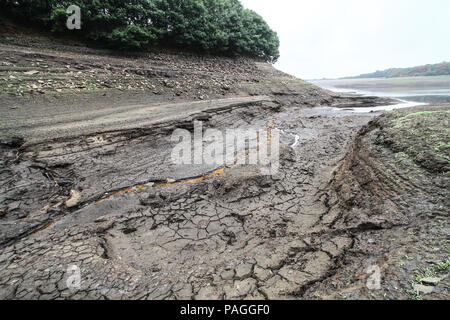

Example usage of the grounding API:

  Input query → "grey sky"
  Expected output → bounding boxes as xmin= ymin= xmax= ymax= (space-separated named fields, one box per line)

xmin=241 ymin=0 xmax=450 ymax=79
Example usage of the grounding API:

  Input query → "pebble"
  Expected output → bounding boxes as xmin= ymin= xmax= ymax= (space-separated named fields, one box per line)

xmin=413 ymin=284 xmax=434 ymax=294
xmin=421 ymin=277 xmax=441 ymax=286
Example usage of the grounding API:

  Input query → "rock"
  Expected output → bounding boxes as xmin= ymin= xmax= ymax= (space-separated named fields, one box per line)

xmin=24 ymin=70 xmax=39 ymax=75
xmin=166 ymin=178 xmax=176 ymax=183
xmin=413 ymin=284 xmax=434 ymax=294
xmin=65 ymin=190 xmax=81 ymax=208
xmin=421 ymin=277 xmax=441 ymax=286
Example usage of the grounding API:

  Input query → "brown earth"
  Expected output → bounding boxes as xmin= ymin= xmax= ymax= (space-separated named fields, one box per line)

xmin=0 ymin=39 xmax=448 ymax=300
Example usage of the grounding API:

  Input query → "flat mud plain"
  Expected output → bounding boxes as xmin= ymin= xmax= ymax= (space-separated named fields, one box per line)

xmin=0 ymin=40 xmax=448 ymax=300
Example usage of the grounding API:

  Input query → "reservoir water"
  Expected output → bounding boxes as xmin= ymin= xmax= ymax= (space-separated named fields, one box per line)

xmin=310 ymin=75 xmax=450 ymax=113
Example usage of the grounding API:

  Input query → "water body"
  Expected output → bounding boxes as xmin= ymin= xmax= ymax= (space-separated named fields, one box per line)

xmin=310 ymin=75 xmax=450 ymax=112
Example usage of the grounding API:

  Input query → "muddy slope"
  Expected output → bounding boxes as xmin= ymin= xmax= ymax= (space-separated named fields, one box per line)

xmin=308 ymin=105 xmax=449 ymax=300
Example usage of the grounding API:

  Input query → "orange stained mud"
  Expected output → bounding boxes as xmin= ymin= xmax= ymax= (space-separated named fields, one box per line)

xmin=154 ymin=166 xmax=226 ymax=187
xmin=96 ymin=184 xmax=146 ymax=202
xmin=95 ymin=122 xmax=276 ymax=202
xmin=31 ymin=220 xmax=56 ymax=235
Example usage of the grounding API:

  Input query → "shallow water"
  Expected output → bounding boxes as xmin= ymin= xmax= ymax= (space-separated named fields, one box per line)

xmin=311 ymin=78 xmax=450 ymax=113
xmin=337 ymin=99 xmax=428 ymax=113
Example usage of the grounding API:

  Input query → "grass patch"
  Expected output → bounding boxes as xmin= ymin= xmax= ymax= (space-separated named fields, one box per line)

xmin=435 ymin=258 xmax=450 ymax=271
xmin=404 ymin=110 xmax=450 ymax=118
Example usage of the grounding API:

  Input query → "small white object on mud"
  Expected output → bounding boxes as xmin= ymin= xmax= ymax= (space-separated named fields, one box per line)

xmin=24 ymin=70 xmax=39 ymax=75
xmin=65 ymin=190 xmax=81 ymax=208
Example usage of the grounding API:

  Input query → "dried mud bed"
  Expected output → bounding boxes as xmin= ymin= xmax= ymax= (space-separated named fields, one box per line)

xmin=1 ymin=103 xmax=448 ymax=300
xmin=0 ymin=40 xmax=446 ymax=300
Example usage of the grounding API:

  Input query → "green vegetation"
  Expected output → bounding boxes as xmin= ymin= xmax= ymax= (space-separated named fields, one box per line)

xmin=390 ymin=109 xmax=450 ymax=172
xmin=0 ymin=0 xmax=280 ymax=62
xmin=435 ymin=258 xmax=450 ymax=271
xmin=412 ymin=267 xmax=438 ymax=285
xmin=343 ymin=62 xmax=450 ymax=79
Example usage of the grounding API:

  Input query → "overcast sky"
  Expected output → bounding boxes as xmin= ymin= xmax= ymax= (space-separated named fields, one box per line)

xmin=240 ymin=0 xmax=450 ymax=79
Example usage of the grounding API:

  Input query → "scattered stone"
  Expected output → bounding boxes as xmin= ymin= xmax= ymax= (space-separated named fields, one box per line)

xmin=24 ymin=70 xmax=39 ymax=75
xmin=413 ymin=284 xmax=434 ymax=295
xmin=421 ymin=277 xmax=441 ymax=286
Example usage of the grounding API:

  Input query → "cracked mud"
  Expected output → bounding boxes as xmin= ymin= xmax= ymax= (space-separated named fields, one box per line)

xmin=0 ymin=42 xmax=448 ymax=300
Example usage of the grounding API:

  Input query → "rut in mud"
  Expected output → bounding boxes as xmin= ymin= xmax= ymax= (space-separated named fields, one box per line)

xmin=306 ymin=105 xmax=450 ymax=299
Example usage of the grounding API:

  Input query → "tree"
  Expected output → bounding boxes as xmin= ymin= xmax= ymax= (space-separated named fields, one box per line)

xmin=1 ymin=0 xmax=281 ymax=62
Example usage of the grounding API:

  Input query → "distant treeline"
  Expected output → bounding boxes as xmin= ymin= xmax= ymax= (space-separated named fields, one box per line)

xmin=0 ymin=0 xmax=280 ymax=62
xmin=343 ymin=62 xmax=450 ymax=79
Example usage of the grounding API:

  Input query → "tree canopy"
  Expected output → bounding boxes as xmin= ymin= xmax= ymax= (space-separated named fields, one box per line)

xmin=1 ymin=0 xmax=280 ymax=62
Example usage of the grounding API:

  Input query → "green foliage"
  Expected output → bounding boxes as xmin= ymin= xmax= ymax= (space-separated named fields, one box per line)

xmin=106 ymin=25 xmax=156 ymax=49
xmin=0 ymin=0 xmax=280 ymax=62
